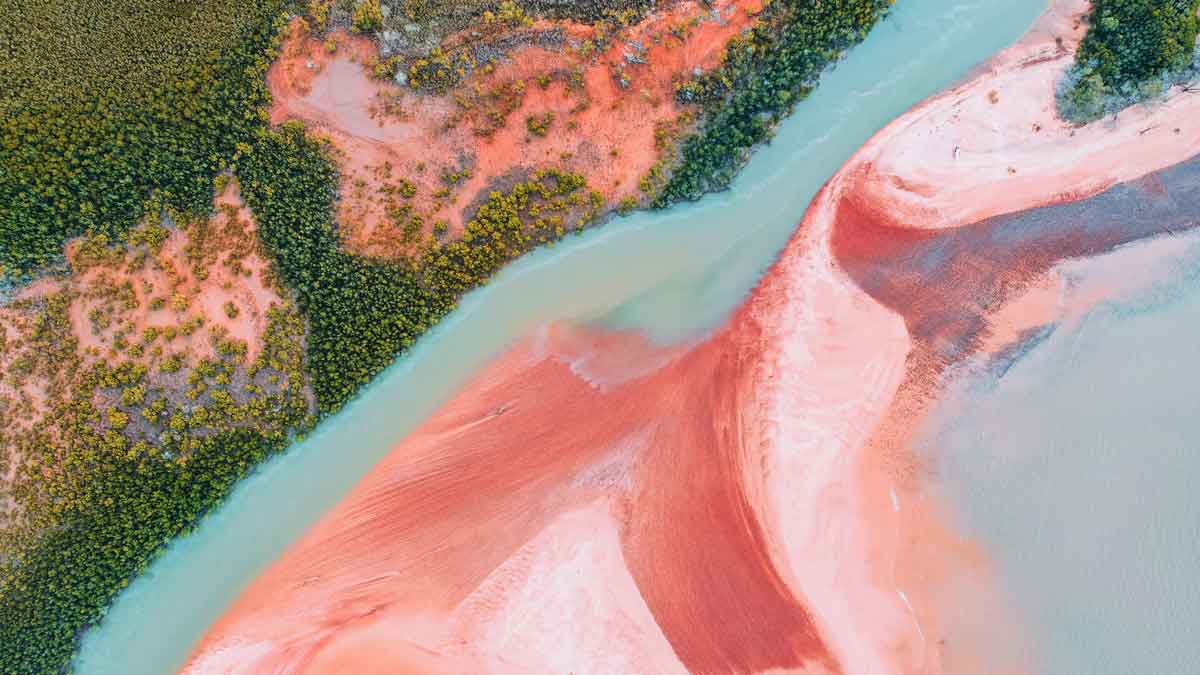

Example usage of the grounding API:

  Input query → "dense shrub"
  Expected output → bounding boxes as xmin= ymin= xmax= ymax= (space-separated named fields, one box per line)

xmin=420 ymin=167 xmax=596 ymax=297
xmin=0 ymin=0 xmax=286 ymax=276
xmin=1059 ymin=0 xmax=1200 ymax=122
xmin=1078 ymin=0 xmax=1199 ymax=87
xmin=237 ymin=124 xmax=439 ymax=412
xmin=653 ymin=0 xmax=893 ymax=205
xmin=0 ymin=429 xmax=289 ymax=674
xmin=351 ymin=0 xmax=385 ymax=33
xmin=238 ymin=123 xmax=596 ymax=412
xmin=522 ymin=0 xmax=653 ymax=23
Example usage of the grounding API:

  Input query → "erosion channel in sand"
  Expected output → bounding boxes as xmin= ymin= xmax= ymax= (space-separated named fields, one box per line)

xmin=77 ymin=1 xmax=1057 ymax=673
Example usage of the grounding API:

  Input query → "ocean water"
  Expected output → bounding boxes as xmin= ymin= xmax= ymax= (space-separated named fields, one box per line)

xmin=925 ymin=234 xmax=1200 ymax=675
xmin=73 ymin=1 xmax=1051 ymax=672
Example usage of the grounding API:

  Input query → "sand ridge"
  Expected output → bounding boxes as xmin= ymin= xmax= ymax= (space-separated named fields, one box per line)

xmin=184 ymin=0 xmax=1200 ymax=672
xmin=267 ymin=1 xmax=763 ymax=258
xmin=848 ymin=0 xmax=1200 ymax=233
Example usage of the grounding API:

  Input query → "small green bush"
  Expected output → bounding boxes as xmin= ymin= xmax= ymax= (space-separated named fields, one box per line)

xmin=526 ymin=111 xmax=555 ymax=137
xmin=351 ymin=0 xmax=384 ymax=33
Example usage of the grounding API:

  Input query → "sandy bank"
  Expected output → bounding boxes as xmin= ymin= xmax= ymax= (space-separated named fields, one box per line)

xmin=186 ymin=1 xmax=1200 ymax=673
xmin=849 ymin=0 xmax=1200 ymax=232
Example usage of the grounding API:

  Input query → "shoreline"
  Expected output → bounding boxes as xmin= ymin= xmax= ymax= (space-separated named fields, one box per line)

xmin=184 ymin=0 xmax=1200 ymax=672
xmin=812 ymin=0 xmax=1200 ymax=669
xmin=845 ymin=0 xmax=1199 ymax=233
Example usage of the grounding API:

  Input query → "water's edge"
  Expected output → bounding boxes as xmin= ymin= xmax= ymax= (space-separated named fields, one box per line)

xmin=75 ymin=2 xmax=1049 ymax=672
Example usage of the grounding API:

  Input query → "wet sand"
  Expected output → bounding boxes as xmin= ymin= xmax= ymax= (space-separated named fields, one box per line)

xmin=849 ymin=0 xmax=1200 ymax=233
xmin=186 ymin=0 xmax=1200 ymax=672
xmin=184 ymin=316 xmax=841 ymax=674
xmin=267 ymin=0 xmax=761 ymax=257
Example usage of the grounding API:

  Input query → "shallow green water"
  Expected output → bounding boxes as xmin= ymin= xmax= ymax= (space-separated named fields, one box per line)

xmin=74 ymin=1 xmax=1049 ymax=672
xmin=925 ymin=234 xmax=1200 ymax=675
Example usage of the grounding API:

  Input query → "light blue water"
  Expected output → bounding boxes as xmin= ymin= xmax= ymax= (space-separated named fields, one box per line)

xmin=74 ymin=1 xmax=1050 ymax=672
xmin=926 ymin=236 xmax=1200 ymax=675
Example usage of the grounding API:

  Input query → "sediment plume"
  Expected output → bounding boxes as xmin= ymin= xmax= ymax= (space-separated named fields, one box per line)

xmin=186 ymin=0 xmax=1200 ymax=672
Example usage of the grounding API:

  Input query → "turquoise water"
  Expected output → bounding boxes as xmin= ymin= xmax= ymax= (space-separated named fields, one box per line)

xmin=73 ymin=1 xmax=1049 ymax=672
xmin=926 ymin=234 xmax=1200 ymax=675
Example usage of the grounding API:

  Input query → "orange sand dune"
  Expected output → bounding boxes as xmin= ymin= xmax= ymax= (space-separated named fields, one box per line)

xmin=187 ymin=1 xmax=1200 ymax=673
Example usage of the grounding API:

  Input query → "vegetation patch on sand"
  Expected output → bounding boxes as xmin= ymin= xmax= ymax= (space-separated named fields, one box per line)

xmin=270 ymin=0 xmax=766 ymax=259
xmin=1058 ymin=0 xmax=1200 ymax=122
xmin=0 ymin=0 xmax=286 ymax=277
xmin=0 ymin=181 xmax=312 ymax=673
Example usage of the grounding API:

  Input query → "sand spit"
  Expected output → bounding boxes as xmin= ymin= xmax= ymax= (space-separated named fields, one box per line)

xmin=187 ymin=0 xmax=1200 ymax=673
xmin=849 ymin=0 xmax=1200 ymax=233
xmin=813 ymin=0 xmax=1200 ymax=669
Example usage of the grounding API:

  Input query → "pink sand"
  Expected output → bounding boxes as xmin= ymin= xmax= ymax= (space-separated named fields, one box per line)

xmin=185 ymin=1 xmax=1200 ymax=673
xmin=851 ymin=0 xmax=1200 ymax=233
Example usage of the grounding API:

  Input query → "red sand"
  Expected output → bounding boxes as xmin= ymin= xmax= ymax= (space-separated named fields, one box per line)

xmin=186 ymin=321 xmax=838 ymax=674
xmin=850 ymin=0 xmax=1200 ymax=233
xmin=266 ymin=1 xmax=761 ymax=257
xmin=187 ymin=1 xmax=1200 ymax=673
xmin=66 ymin=181 xmax=284 ymax=366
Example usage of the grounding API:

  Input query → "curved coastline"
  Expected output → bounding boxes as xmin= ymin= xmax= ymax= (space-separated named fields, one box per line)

xmin=77 ymin=2 xmax=1099 ymax=667
xmin=185 ymin=0 xmax=1200 ymax=671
